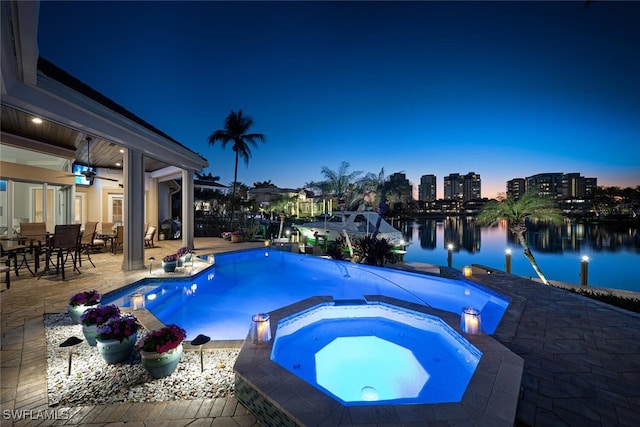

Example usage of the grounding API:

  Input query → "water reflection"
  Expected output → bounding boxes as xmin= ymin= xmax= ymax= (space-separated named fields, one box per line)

xmin=407 ymin=218 xmax=640 ymax=254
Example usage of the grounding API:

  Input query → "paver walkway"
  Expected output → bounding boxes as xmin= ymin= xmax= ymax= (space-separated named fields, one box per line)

xmin=1 ymin=238 xmax=639 ymax=426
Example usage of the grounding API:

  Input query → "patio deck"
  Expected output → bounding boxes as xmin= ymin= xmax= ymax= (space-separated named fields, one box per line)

xmin=1 ymin=238 xmax=639 ymax=426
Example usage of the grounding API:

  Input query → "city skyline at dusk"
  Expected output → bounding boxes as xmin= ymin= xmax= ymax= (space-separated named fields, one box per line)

xmin=37 ymin=1 xmax=640 ymax=199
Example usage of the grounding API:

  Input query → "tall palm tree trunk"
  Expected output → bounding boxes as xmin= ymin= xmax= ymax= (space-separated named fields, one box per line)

xmin=231 ymin=150 xmax=239 ymax=226
xmin=515 ymin=231 xmax=550 ymax=285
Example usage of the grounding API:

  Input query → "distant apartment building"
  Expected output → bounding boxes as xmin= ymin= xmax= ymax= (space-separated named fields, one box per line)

xmin=389 ymin=172 xmax=413 ymax=201
xmin=561 ymin=173 xmax=598 ymax=198
xmin=508 ymin=172 xmax=597 ymax=199
xmin=507 ymin=178 xmax=526 ymax=199
xmin=526 ymin=173 xmax=564 ymax=198
xmin=444 ymin=172 xmax=481 ymax=202
xmin=418 ymin=174 xmax=437 ymax=202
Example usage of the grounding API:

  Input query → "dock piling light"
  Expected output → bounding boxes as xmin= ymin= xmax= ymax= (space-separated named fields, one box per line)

xmin=580 ymin=256 xmax=589 ymax=287
xmin=249 ymin=313 xmax=271 ymax=344
xmin=191 ymin=334 xmax=211 ymax=372
xmin=463 ymin=265 xmax=473 ymax=277
xmin=505 ymin=249 xmax=512 ymax=273
xmin=460 ymin=307 xmax=482 ymax=335
xmin=59 ymin=336 xmax=83 ymax=376
xmin=130 ymin=292 xmax=145 ymax=310
xmin=447 ymin=244 xmax=454 ymax=267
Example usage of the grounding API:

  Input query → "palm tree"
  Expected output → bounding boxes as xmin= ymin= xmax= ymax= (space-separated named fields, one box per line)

xmin=475 ymin=191 xmax=564 ymax=285
xmin=315 ymin=161 xmax=365 ymax=209
xmin=208 ymin=110 xmax=265 ymax=224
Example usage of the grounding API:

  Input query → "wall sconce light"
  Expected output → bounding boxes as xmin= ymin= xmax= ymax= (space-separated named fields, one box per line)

xmin=447 ymin=244 xmax=454 ymax=267
xmin=130 ymin=292 xmax=145 ymax=310
xmin=463 ymin=265 xmax=472 ymax=277
xmin=460 ymin=307 xmax=482 ymax=335
xmin=580 ymin=255 xmax=589 ymax=286
xmin=505 ymin=249 xmax=512 ymax=273
xmin=249 ymin=313 xmax=271 ymax=344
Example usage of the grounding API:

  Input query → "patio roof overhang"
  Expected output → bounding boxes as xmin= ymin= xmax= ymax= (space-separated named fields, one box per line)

xmin=1 ymin=1 xmax=208 ymax=174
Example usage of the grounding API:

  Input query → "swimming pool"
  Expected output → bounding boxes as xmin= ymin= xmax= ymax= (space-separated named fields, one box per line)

xmin=101 ymin=248 xmax=510 ymax=340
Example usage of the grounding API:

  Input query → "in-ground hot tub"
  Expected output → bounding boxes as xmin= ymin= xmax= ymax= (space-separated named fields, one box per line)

xmin=234 ymin=295 xmax=524 ymax=426
xmin=271 ymin=301 xmax=481 ymax=405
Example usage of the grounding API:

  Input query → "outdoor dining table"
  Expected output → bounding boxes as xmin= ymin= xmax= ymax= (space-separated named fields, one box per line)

xmin=96 ymin=233 xmax=117 ymax=253
xmin=0 ymin=237 xmax=35 ymax=277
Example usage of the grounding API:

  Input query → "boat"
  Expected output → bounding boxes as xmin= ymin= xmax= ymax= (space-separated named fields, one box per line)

xmin=293 ymin=211 xmax=406 ymax=248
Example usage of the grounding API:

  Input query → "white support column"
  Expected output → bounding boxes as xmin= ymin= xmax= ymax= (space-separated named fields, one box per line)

xmin=123 ymin=148 xmax=146 ymax=271
xmin=181 ymin=169 xmax=194 ymax=250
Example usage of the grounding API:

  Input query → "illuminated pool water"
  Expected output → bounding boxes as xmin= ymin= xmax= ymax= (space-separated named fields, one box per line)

xmin=271 ymin=302 xmax=482 ymax=405
xmin=102 ymin=248 xmax=510 ymax=340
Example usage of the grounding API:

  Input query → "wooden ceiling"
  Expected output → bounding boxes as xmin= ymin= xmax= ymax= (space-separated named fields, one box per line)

xmin=1 ymin=104 xmax=170 ymax=172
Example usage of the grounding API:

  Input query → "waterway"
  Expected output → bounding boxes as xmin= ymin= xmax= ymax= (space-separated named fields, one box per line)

xmin=399 ymin=218 xmax=640 ymax=293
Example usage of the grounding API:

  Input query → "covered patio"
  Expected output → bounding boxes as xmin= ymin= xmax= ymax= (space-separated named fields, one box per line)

xmin=1 ymin=1 xmax=207 ymax=272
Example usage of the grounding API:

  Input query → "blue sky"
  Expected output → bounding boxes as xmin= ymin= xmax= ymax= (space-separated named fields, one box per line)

xmin=38 ymin=1 xmax=640 ymax=199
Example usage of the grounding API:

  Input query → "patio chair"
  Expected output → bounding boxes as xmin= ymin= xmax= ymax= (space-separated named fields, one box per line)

xmin=112 ymin=225 xmax=124 ymax=254
xmin=38 ymin=224 xmax=81 ymax=280
xmin=19 ymin=222 xmax=48 ymax=271
xmin=1 ymin=252 xmax=11 ymax=289
xmin=78 ymin=222 xmax=98 ymax=267
xmin=100 ymin=222 xmax=115 ymax=235
xmin=144 ymin=225 xmax=156 ymax=248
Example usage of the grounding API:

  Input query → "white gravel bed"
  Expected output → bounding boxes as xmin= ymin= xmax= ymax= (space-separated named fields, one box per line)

xmin=45 ymin=313 xmax=238 ymax=406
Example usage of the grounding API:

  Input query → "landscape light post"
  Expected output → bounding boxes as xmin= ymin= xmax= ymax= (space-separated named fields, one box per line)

xmin=580 ymin=256 xmax=589 ymax=287
xmin=505 ymin=249 xmax=512 ymax=274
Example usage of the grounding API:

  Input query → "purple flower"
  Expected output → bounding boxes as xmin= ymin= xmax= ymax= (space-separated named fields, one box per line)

xmin=136 ymin=324 xmax=186 ymax=353
xmin=96 ymin=315 xmax=141 ymax=342
xmin=69 ymin=290 xmax=101 ymax=307
xmin=80 ymin=305 xmax=121 ymax=326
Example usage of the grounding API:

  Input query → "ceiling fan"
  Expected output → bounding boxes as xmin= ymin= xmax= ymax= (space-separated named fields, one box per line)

xmin=71 ymin=136 xmax=119 ymax=182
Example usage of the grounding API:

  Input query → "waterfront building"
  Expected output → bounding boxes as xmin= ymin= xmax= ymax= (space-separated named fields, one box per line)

xmin=418 ymin=174 xmax=437 ymax=202
xmin=389 ymin=172 xmax=413 ymax=202
xmin=512 ymin=172 xmax=598 ymax=199
xmin=507 ymin=178 xmax=526 ymax=199
xmin=444 ymin=172 xmax=481 ymax=202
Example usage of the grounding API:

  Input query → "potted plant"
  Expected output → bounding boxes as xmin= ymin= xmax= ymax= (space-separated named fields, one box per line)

xmin=176 ymin=247 xmax=192 ymax=266
xmin=136 ymin=323 xmax=186 ymax=379
xmin=79 ymin=304 xmax=121 ymax=346
xmin=230 ymin=230 xmax=243 ymax=243
xmin=162 ymin=253 xmax=178 ymax=272
xmin=67 ymin=290 xmax=101 ymax=324
xmin=95 ymin=314 xmax=141 ymax=364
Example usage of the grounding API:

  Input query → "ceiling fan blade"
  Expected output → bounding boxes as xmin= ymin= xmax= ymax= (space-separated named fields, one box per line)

xmin=93 ymin=176 xmax=119 ymax=182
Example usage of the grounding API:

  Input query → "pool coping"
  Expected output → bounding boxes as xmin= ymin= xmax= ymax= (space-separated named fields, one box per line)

xmin=233 ymin=294 xmax=524 ymax=426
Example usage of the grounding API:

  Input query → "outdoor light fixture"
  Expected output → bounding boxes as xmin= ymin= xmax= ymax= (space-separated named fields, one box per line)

xmin=191 ymin=334 xmax=211 ymax=372
xmin=59 ymin=336 xmax=83 ymax=375
xmin=460 ymin=307 xmax=482 ymax=335
xmin=447 ymin=244 xmax=454 ymax=268
xmin=505 ymin=249 xmax=512 ymax=273
xmin=31 ymin=117 xmax=43 ymax=124
xmin=249 ymin=313 xmax=271 ymax=344
xmin=130 ymin=292 xmax=145 ymax=310
xmin=580 ymin=255 xmax=589 ymax=287
xmin=208 ymin=254 xmax=215 ymax=265
xmin=463 ymin=266 xmax=473 ymax=277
